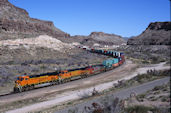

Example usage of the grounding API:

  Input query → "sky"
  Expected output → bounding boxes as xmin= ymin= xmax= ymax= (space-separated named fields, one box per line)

xmin=9 ymin=0 xmax=170 ymax=37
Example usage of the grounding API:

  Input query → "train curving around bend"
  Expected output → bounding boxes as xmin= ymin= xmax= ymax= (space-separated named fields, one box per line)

xmin=14 ymin=47 xmax=125 ymax=92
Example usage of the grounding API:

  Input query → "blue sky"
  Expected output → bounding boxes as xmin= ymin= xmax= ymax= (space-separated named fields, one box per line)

xmin=9 ymin=0 xmax=170 ymax=37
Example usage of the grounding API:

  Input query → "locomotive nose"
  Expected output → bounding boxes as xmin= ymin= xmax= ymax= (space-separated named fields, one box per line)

xmin=15 ymin=80 xmax=19 ymax=83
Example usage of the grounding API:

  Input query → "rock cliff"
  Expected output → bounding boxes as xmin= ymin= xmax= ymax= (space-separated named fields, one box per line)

xmin=0 ymin=0 xmax=69 ymax=40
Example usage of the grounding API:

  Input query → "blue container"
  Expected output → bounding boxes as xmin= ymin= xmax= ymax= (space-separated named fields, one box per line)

xmin=108 ymin=51 xmax=111 ymax=54
xmin=95 ymin=49 xmax=99 ymax=53
xmin=103 ymin=59 xmax=113 ymax=68
xmin=95 ymin=49 xmax=98 ymax=53
xmin=102 ymin=50 xmax=105 ymax=54
xmin=108 ymin=51 xmax=113 ymax=55
xmin=111 ymin=51 xmax=114 ymax=54
xmin=99 ymin=50 xmax=102 ymax=53
xmin=120 ymin=52 xmax=124 ymax=56
xmin=106 ymin=51 xmax=109 ymax=54
xmin=113 ymin=58 xmax=119 ymax=64
xmin=108 ymin=51 xmax=112 ymax=55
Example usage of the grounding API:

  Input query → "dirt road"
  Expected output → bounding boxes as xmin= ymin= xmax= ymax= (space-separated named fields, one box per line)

xmin=2 ymin=61 xmax=170 ymax=113
xmin=57 ymin=76 xmax=170 ymax=113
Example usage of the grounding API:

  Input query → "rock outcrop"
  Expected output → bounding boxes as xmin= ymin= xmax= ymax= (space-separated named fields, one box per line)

xmin=89 ymin=32 xmax=126 ymax=44
xmin=127 ymin=22 xmax=171 ymax=45
xmin=73 ymin=32 xmax=126 ymax=46
xmin=0 ymin=0 xmax=69 ymax=40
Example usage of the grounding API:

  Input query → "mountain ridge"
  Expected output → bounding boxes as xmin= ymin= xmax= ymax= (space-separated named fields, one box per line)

xmin=0 ymin=0 xmax=127 ymax=46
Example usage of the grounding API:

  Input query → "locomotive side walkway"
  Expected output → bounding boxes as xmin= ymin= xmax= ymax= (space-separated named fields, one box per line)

xmin=5 ymin=61 xmax=170 ymax=113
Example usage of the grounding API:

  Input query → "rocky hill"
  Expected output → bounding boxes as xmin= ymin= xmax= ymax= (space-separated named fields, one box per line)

xmin=88 ymin=32 xmax=126 ymax=45
xmin=127 ymin=22 xmax=171 ymax=45
xmin=0 ymin=0 xmax=69 ymax=40
xmin=0 ymin=0 xmax=126 ymax=46
xmin=70 ymin=32 xmax=126 ymax=47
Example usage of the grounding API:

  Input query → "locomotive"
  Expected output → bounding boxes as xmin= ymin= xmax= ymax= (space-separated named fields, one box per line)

xmin=14 ymin=47 xmax=125 ymax=92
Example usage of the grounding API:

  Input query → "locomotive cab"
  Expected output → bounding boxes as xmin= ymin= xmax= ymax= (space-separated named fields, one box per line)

xmin=14 ymin=76 xmax=29 ymax=92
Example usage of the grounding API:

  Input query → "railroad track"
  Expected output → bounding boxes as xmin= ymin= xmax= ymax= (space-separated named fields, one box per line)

xmin=1 ymin=60 xmax=170 ymax=113
xmin=0 ymin=47 xmax=125 ymax=99
xmin=10 ymin=47 xmax=125 ymax=93
xmin=0 ymin=61 xmax=129 ymax=104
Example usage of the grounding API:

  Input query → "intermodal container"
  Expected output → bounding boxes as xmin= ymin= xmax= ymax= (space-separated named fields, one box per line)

xmin=103 ymin=59 xmax=113 ymax=68
xmin=113 ymin=58 xmax=119 ymax=64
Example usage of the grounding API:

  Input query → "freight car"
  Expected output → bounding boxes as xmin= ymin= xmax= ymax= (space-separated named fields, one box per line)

xmin=14 ymin=48 xmax=125 ymax=92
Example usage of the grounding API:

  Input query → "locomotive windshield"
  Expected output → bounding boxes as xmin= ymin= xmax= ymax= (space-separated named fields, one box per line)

xmin=17 ymin=77 xmax=24 ymax=81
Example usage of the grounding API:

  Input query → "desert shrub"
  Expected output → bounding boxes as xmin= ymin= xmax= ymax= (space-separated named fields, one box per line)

xmin=67 ymin=102 xmax=73 ymax=105
xmin=68 ymin=107 xmax=79 ymax=113
xmin=137 ymin=93 xmax=146 ymax=99
xmin=153 ymin=85 xmax=164 ymax=91
xmin=160 ymin=95 xmax=170 ymax=102
xmin=133 ymin=74 xmax=151 ymax=83
xmin=161 ymin=97 xmax=168 ymax=102
xmin=6 ymin=61 xmax=14 ymax=65
xmin=21 ymin=62 xmax=28 ymax=66
xmin=142 ymin=60 xmax=150 ymax=64
xmin=146 ymin=69 xmax=170 ymax=77
xmin=125 ymin=105 xmax=153 ymax=113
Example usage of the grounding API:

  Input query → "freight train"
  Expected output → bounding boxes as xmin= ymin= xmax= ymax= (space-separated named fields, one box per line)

xmin=14 ymin=47 xmax=125 ymax=92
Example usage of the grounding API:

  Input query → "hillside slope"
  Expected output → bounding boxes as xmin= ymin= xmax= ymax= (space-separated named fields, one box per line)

xmin=127 ymin=22 xmax=171 ymax=45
